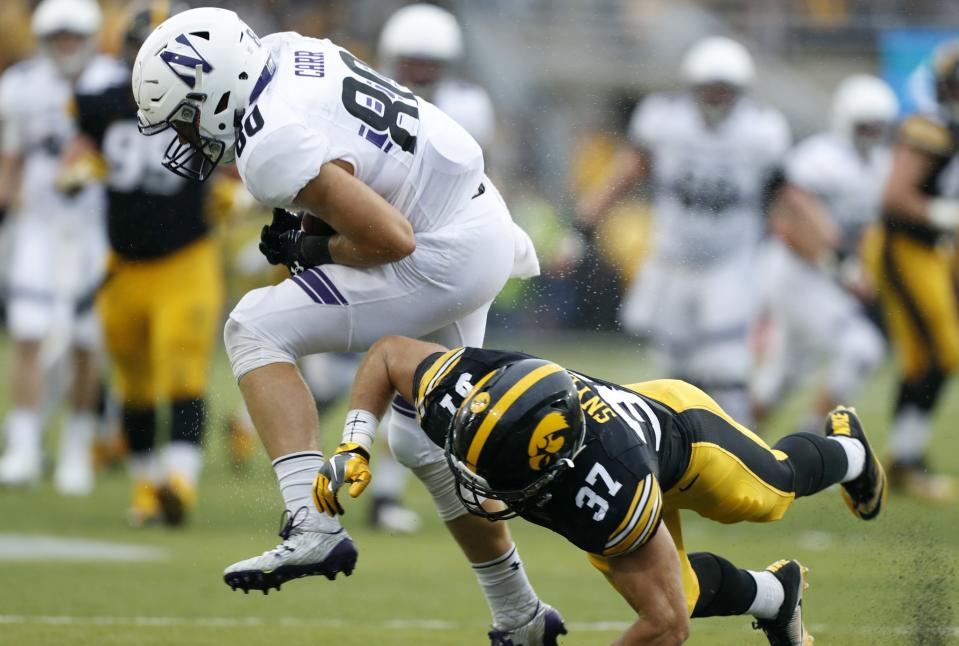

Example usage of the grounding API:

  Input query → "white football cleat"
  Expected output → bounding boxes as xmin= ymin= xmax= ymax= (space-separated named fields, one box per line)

xmin=223 ymin=507 xmax=358 ymax=594
xmin=0 ymin=443 xmax=42 ymax=487
xmin=372 ymin=501 xmax=422 ymax=534
xmin=488 ymin=603 xmax=568 ymax=646
xmin=54 ymin=449 xmax=94 ymax=496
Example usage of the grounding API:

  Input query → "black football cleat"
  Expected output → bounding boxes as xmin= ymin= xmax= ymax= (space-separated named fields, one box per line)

xmin=825 ymin=406 xmax=886 ymax=520
xmin=752 ymin=560 xmax=812 ymax=646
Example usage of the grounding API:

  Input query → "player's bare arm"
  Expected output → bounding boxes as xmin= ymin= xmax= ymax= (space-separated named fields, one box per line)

xmin=0 ymin=153 xmax=24 ymax=217
xmin=347 ymin=335 xmax=447 ymax=414
xmin=576 ymin=145 xmax=649 ymax=227
xmin=769 ymin=183 xmax=840 ymax=263
xmin=607 ymin=525 xmax=690 ymax=646
xmin=294 ymin=161 xmax=416 ymax=268
xmin=313 ymin=335 xmax=446 ymax=515
xmin=882 ymin=141 xmax=939 ymax=224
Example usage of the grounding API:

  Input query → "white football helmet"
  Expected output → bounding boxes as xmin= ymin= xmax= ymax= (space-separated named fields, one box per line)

xmin=31 ymin=0 xmax=102 ymax=79
xmin=378 ymin=4 xmax=463 ymax=65
xmin=132 ymin=7 xmax=273 ymax=182
xmin=681 ymin=36 xmax=754 ymax=125
xmin=681 ymin=36 xmax=755 ymax=88
xmin=832 ymin=74 xmax=898 ymax=154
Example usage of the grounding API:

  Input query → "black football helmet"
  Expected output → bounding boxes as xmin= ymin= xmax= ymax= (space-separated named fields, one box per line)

xmin=445 ymin=359 xmax=586 ymax=521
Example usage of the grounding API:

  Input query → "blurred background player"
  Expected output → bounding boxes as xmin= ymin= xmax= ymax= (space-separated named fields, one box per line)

xmin=577 ymin=35 xmax=790 ymax=426
xmin=293 ymin=3 xmax=500 ymax=533
xmin=378 ymin=3 xmax=495 ymax=150
xmin=752 ymin=74 xmax=896 ymax=432
xmin=0 ymin=0 xmax=120 ymax=495
xmin=65 ymin=2 xmax=222 ymax=525
xmin=865 ymin=40 xmax=959 ymax=503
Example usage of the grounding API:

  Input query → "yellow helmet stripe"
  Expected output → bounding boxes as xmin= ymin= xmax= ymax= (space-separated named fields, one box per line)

xmin=465 ymin=363 xmax=564 ymax=470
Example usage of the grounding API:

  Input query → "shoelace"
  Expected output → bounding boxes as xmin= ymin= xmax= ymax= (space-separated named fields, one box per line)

xmin=260 ymin=506 xmax=310 ymax=557
xmin=278 ymin=506 xmax=309 ymax=540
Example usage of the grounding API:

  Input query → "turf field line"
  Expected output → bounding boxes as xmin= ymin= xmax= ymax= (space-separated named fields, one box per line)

xmin=0 ymin=615 xmax=956 ymax=636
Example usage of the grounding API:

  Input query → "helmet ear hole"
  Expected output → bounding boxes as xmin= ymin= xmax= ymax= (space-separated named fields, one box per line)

xmin=214 ymin=91 xmax=231 ymax=114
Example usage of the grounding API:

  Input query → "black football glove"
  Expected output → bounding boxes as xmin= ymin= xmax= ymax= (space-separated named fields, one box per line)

xmin=259 ymin=226 xmax=306 ymax=274
xmin=269 ymin=208 xmax=302 ymax=233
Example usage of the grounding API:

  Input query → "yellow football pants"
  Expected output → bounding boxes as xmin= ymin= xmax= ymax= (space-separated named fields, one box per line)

xmin=862 ymin=224 xmax=959 ymax=380
xmin=97 ymin=238 xmax=223 ymax=406
xmin=589 ymin=379 xmax=796 ymax=615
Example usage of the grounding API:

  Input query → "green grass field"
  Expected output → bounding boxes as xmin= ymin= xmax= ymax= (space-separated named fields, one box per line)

xmin=1 ymin=331 xmax=958 ymax=646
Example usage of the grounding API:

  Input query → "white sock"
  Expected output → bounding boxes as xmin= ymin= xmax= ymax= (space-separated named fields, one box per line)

xmin=128 ymin=452 xmax=162 ymax=484
xmin=888 ymin=406 xmax=931 ymax=464
xmin=4 ymin=409 xmax=41 ymax=455
xmin=164 ymin=441 xmax=203 ymax=487
xmin=472 ymin=543 xmax=540 ymax=630
xmin=746 ymin=570 xmax=785 ymax=620
xmin=828 ymin=435 xmax=866 ymax=483
xmin=272 ymin=451 xmax=340 ymax=532
xmin=58 ymin=412 xmax=96 ymax=459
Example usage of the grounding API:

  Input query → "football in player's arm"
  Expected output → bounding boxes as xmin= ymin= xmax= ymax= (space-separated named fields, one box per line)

xmin=316 ymin=334 xmax=888 ymax=646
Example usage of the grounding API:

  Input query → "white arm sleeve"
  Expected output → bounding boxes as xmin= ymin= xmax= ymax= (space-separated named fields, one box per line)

xmin=242 ymin=123 xmax=330 ymax=208
xmin=626 ymin=96 xmax=663 ymax=150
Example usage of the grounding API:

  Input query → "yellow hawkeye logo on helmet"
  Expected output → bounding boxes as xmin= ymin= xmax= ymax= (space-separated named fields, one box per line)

xmin=528 ymin=412 xmax=568 ymax=471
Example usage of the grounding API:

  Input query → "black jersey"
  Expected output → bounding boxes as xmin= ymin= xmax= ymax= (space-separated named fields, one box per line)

xmin=75 ymin=79 xmax=208 ymax=260
xmin=413 ymin=347 xmax=692 ymax=557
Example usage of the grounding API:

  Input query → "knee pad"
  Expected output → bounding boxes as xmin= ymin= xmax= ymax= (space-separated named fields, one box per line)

xmin=387 ymin=408 xmax=444 ymax=469
xmin=412 ymin=460 xmax=469 ymax=522
xmin=223 ymin=317 xmax=296 ymax=381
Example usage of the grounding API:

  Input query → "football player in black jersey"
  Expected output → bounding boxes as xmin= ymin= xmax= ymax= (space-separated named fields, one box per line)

xmin=65 ymin=3 xmax=220 ymax=525
xmin=313 ymin=335 xmax=886 ymax=646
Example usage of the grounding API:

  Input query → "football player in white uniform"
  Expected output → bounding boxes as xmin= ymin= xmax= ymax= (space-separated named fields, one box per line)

xmin=578 ymin=36 xmax=791 ymax=425
xmin=0 ymin=0 xmax=123 ymax=494
xmin=753 ymin=75 xmax=896 ymax=430
xmin=133 ymin=8 xmax=561 ymax=644
xmin=294 ymin=4 xmax=500 ymax=535
xmin=378 ymin=3 xmax=496 ymax=149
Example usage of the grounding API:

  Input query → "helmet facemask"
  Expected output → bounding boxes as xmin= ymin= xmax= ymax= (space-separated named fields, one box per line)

xmin=445 ymin=442 xmax=578 ymax=521
xmin=137 ymin=68 xmax=230 ymax=183
xmin=692 ymin=82 xmax=742 ymax=126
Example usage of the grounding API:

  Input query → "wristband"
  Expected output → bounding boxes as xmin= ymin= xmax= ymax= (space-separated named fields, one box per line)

xmin=927 ymin=198 xmax=959 ymax=231
xmin=297 ymin=234 xmax=335 ymax=267
xmin=340 ymin=409 xmax=379 ymax=453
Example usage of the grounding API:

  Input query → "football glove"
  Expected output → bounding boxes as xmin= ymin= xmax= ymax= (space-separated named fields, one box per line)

xmin=312 ymin=443 xmax=372 ymax=516
xmin=259 ymin=225 xmax=305 ymax=273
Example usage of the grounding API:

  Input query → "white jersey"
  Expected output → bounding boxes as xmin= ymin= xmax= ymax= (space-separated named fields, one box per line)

xmin=432 ymin=79 xmax=495 ymax=149
xmin=785 ymin=132 xmax=890 ymax=255
xmin=236 ymin=33 xmax=485 ymax=232
xmin=628 ymin=92 xmax=790 ymax=267
xmin=0 ymin=54 xmax=125 ymax=219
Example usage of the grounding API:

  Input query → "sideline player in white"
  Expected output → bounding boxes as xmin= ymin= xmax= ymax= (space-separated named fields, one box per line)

xmin=577 ymin=36 xmax=790 ymax=425
xmin=753 ymin=75 xmax=896 ymax=430
xmin=132 ymin=8 xmax=562 ymax=644
xmin=296 ymin=3 xmax=499 ymax=534
xmin=378 ymin=3 xmax=496 ymax=149
xmin=0 ymin=0 xmax=122 ymax=494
